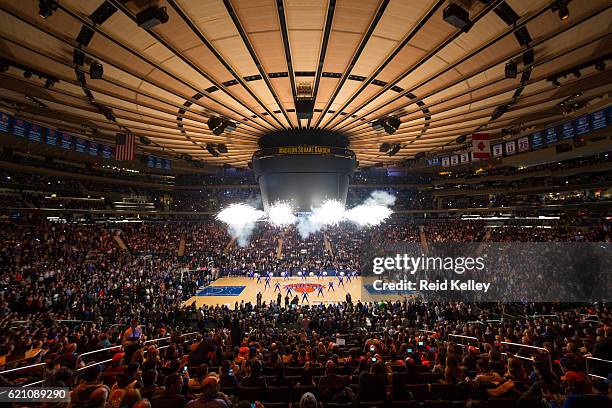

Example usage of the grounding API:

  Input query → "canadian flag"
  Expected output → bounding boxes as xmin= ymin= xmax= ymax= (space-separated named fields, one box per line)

xmin=471 ymin=133 xmax=490 ymax=159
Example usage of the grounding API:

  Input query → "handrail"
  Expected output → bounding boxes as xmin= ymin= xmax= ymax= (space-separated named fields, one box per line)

xmin=80 ymin=345 xmax=122 ymax=358
xmin=143 ymin=336 xmax=171 ymax=346
xmin=447 ymin=334 xmax=480 ymax=349
xmin=586 ymin=356 xmax=612 ymax=380
xmin=500 ymin=341 xmax=551 ymax=370
xmin=0 ymin=363 xmax=46 ymax=388
xmin=0 ymin=362 xmax=45 ymax=375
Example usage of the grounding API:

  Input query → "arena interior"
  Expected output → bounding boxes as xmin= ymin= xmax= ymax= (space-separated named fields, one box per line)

xmin=0 ymin=0 xmax=611 ymax=407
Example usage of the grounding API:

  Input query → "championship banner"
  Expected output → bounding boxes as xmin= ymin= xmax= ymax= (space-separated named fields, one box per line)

xmin=0 ymin=112 xmax=10 ymax=133
xmin=459 ymin=152 xmax=470 ymax=164
xmin=450 ymin=155 xmax=459 ymax=166
xmin=505 ymin=140 xmax=516 ymax=156
xmin=28 ymin=124 xmax=44 ymax=143
xmin=471 ymin=133 xmax=490 ymax=159
xmin=492 ymin=143 xmax=503 ymax=158
xmin=12 ymin=117 xmax=28 ymax=138
xmin=517 ymin=136 xmax=529 ymax=152
xmin=441 ymin=157 xmax=450 ymax=167
xmin=89 ymin=141 xmax=99 ymax=156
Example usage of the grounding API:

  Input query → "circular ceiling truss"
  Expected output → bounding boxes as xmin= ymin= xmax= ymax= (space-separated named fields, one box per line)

xmin=0 ymin=0 xmax=610 ymax=168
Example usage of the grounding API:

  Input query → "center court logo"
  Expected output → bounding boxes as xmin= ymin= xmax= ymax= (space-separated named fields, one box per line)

xmin=284 ymin=283 xmax=323 ymax=293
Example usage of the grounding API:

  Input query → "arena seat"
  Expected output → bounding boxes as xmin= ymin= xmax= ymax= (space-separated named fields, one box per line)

xmin=266 ymin=386 xmax=292 ymax=403
xmin=238 ymin=386 xmax=267 ymax=402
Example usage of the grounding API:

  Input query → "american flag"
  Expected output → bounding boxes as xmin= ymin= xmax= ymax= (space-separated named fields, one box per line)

xmin=114 ymin=133 xmax=135 ymax=161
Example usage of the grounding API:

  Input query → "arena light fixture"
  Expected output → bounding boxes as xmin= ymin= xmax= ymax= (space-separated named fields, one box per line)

xmin=38 ymin=0 xmax=58 ymax=19
xmin=552 ymin=0 xmax=570 ymax=21
xmin=136 ymin=6 xmax=169 ymax=29
xmin=505 ymin=61 xmax=517 ymax=79
xmin=90 ymin=62 xmax=104 ymax=79
xmin=443 ymin=3 xmax=472 ymax=32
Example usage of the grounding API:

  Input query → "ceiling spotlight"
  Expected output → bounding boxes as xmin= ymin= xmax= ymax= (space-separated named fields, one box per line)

xmin=379 ymin=143 xmax=390 ymax=153
xmin=217 ymin=144 xmax=228 ymax=154
xmin=206 ymin=143 xmax=220 ymax=157
xmin=552 ymin=0 xmax=570 ymax=21
xmin=90 ymin=61 xmax=104 ymax=79
xmin=44 ymin=78 xmax=55 ymax=89
xmin=388 ymin=144 xmax=401 ymax=156
xmin=136 ymin=6 xmax=169 ymax=29
xmin=443 ymin=3 xmax=472 ymax=32
xmin=551 ymin=77 xmax=561 ymax=87
xmin=38 ymin=0 xmax=58 ymax=19
xmin=207 ymin=116 xmax=223 ymax=131
xmin=573 ymin=69 xmax=581 ymax=78
xmin=505 ymin=61 xmax=517 ymax=79
xmin=595 ymin=61 xmax=606 ymax=71
xmin=384 ymin=116 xmax=401 ymax=134
xmin=23 ymin=71 xmax=32 ymax=79
xmin=371 ymin=118 xmax=385 ymax=132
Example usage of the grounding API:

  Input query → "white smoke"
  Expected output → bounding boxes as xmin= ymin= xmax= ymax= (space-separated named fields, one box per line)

xmin=297 ymin=199 xmax=345 ymax=239
xmin=267 ymin=201 xmax=297 ymax=227
xmin=218 ymin=190 xmax=396 ymax=242
xmin=216 ymin=204 xmax=264 ymax=247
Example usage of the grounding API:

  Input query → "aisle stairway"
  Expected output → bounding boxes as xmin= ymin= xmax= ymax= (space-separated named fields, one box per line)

xmin=419 ymin=225 xmax=429 ymax=254
xmin=178 ymin=233 xmax=186 ymax=256
xmin=113 ymin=230 xmax=129 ymax=252
xmin=277 ymin=238 xmax=283 ymax=259
xmin=224 ymin=237 xmax=236 ymax=254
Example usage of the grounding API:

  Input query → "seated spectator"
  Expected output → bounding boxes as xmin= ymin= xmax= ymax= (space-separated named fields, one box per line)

xmin=268 ymin=362 xmax=293 ymax=388
xmin=317 ymin=360 xmax=346 ymax=402
xmin=358 ymin=361 xmax=387 ymax=402
xmin=239 ymin=360 xmax=267 ymax=388
xmin=186 ymin=376 xmax=228 ymax=408
xmin=69 ymin=366 xmax=110 ymax=408
xmin=151 ymin=373 xmax=187 ymax=408
xmin=140 ymin=369 xmax=164 ymax=400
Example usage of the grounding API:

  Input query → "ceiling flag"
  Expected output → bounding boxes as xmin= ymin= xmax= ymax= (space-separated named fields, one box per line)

xmin=471 ymin=133 xmax=490 ymax=159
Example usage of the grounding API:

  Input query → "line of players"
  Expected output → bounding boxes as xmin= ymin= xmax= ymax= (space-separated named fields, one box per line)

xmin=249 ymin=270 xmax=358 ymax=304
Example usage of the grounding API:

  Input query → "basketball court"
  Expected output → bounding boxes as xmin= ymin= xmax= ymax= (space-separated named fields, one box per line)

xmin=184 ymin=276 xmax=407 ymax=308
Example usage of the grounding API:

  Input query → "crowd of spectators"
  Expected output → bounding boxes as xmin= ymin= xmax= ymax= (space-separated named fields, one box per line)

xmin=0 ymin=217 xmax=610 ymax=408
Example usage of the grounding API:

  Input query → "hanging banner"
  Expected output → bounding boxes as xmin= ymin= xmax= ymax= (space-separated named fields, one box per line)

xmin=101 ymin=145 xmax=113 ymax=159
xmin=46 ymin=130 xmax=59 ymax=146
xmin=12 ymin=117 xmax=28 ymax=138
xmin=545 ymin=127 xmax=558 ymax=144
xmin=441 ymin=157 xmax=450 ymax=167
xmin=60 ymin=133 xmax=73 ymax=149
xmin=471 ymin=133 xmax=490 ymax=159
xmin=459 ymin=152 xmax=470 ymax=164
xmin=561 ymin=122 xmax=575 ymax=140
xmin=492 ymin=143 xmax=503 ymax=158
xmin=0 ymin=112 xmax=10 ymax=133
xmin=88 ymin=141 xmax=99 ymax=156
xmin=28 ymin=123 xmax=45 ymax=143
xmin=450 ymin=155 xmax=459 ymax=166
xmin=531 ymin=132 xmax=543 ymax=149
xmin=517 ymin=136 xmax=529 ymax=152
xmin=574 ymin=115 xmax=590 ymax=135
xmin=74 ymin=137 xmax=87 ymax=153
xmin=505 ymin=140 xmax=516 ymax=156
xmin=591 ymin=109 xmax=607 ymax=130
